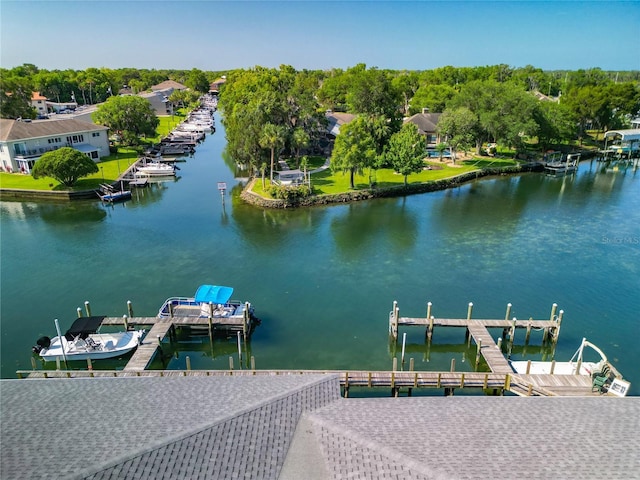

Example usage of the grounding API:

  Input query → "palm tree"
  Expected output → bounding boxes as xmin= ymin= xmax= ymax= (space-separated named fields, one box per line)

xmin=291 ymin=127 xmax=310 ymax=167
xmin=259 ymin=123 xmax=287 ymax=183
xmin=260 ymin=162 xmax=268 ymax=189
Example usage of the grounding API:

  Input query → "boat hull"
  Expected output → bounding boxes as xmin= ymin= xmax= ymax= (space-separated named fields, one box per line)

xmin=39 ymin=330 xmax=144 ymax=362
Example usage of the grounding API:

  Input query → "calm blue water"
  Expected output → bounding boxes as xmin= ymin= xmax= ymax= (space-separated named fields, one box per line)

xmin=1 ymin=113 xmax=639 ymax=394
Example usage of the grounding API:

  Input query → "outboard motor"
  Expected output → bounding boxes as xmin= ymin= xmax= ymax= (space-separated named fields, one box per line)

xmin=32 ymin=336 xmax=51 ymax=353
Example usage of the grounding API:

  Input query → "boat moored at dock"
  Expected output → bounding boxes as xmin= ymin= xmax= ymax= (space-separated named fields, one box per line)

xmin=158 ymin=284 xmax=256 ymax=323
xmin=33 ymin=316 xmax=145 ymax=362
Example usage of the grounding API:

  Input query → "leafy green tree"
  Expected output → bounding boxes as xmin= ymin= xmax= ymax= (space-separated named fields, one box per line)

xmin=392 ymin=71 xmax=420 ymax=116
xmin=437 ymin=107 xmax=478 ymax=162
xmin=408 ymin=83 xmax=457 ymax=115
xmin=435 ymin=142 xmax=448 ymax=162
xmin=291 ymin=127 xmax=310 ymax=167
xmin=330 ymin=116 xmax=376 ymax=189
xmin=386 ymin=123 xmax=426 ymax=185
xmin=185 ymin=68 xmax=210 ymax=93
xmin=92 ymin=95 xmax=159 ymax=145
xmin=32 ymin=147 xmax=98 ymax=187
xmin=347 ymin=66 xmax=401 ymax=123
xmin=259 ymin=122 xmax=287 ymax=183
xmin=534 ymin=101 xmax=578 ymax=150
xmin=0 ymin=74 xmax=36 ymax=119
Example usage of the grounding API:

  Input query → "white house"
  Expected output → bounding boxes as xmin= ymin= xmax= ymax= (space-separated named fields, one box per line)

xmin=0 ymin=118 xmax=110 ymax=173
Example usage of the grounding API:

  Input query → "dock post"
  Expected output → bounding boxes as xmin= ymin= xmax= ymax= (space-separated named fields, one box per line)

xmin=84 ymin=301 xmax=91 ymax=317
xmin=550 ymin=360 xmax=556 ymax=375
xmin=425 ymin=302 xmax=432 ymax=339
xmin=56 ymin=357 xmax=60 ymax=371
xmin=127 ymin=300 xmax=134 ymax=318
xmin=525 ymin=360 xmax=531 ymax=375
xmin=237 ymin=331 xmax=242 ymax=364
xmin=31 ymin=357 xmax=37 ymax=370
xmin=392 ymin=357 xmax=398 ymax=372
xmin=186 ymin=356 xmax=191 ymax=371
xmin=157 ymin=335 xmax=161 ymax=346
xmin=208 ymin=316 xmax=213 ymax=344
xmin=409 ymin=357 xmax=415 ymax=372
xmin=525 ymin=320 xmax=532 ymax=344
xmin=467 ymin=302 xmax=473 ymax=321
xmin=505 ymin=303 xmax=512 ymax=321
xmin=77 ymin=307 xmax=83 ymax=318
xmin=475 ymin=339 xmax=482 ymax=369
xmin=550 ymin=303 xmax=558 ymax=321
xmin=122 ymin=315 xmax=129 ymax=331
xmin=243 ymin=302 xmax=249 ymax=342
xmin=497 ymin=337 xmax=503 ymax=351
xmin=401 ymin=332 xmax=406 ymax=369
xmin=251 ymin=356 xmax=256 ymax=372
xmin=428 ymin=316 xmax=434 ymax=341
xmin=554 ymin=310 xmax=564 ymax=343
xmin=169 ymin=303 xmax=174 ymax=319
xmin=229 ymin=356 xmax=234 ymax=371
xmin=450 ymin=358 xmax=456 ymax=372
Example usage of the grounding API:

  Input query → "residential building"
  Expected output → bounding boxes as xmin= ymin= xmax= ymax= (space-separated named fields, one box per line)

xmin=403 ymin=111 xmax=442 ymax=147
xmin=0 ymin=118 xmax=109 ymax=173
xmin=209 ymin=76 xmax=226 ymax=94
xmin=30 ymin=92 xmax=48 ymax=117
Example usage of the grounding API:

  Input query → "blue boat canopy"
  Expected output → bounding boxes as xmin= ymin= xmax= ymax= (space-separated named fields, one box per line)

xmin=194 ymin=285 xmax=234 ymax=304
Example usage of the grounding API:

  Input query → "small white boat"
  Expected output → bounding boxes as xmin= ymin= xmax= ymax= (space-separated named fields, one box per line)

xmin=544 ymin=153 xmax=580 ymax=175
xmin=135 ymin=161 xmax=176 ymax=177
xmin=509 ymin=337 xmax=630 ymax=396
xmin=97 ymin=182 xmax=132 ymax=203
xmin=33 ymin=317 xmax=145 ymax=362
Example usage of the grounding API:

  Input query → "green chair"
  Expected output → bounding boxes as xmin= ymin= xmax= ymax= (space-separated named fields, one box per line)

xmin=592 ymin=364 xmax=612 ymax=393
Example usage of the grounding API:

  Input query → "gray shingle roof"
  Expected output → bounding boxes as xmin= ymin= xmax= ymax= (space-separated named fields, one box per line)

xmin=2 ymin=377 xmax=638 ymax=480
xmin=404 ymin=113 xmax=441 ymax=135
xmin=0 ymin=375 xmax=339 ymax=480
xmin=0 ymin=118 xmax=108 ymax=142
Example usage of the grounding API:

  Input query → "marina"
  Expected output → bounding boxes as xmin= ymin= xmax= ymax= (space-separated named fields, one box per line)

xmin=18 ymin=299 xmax=630 ymax=397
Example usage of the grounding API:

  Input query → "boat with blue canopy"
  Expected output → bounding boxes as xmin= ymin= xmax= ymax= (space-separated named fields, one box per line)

xmin=157 ymin=285 xmax=256 ymax=325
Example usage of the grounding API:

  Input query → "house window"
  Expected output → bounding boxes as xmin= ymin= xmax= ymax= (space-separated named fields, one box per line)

xmin=92 ymin=132 xmax=100 ymax=137
xmin=14 ymin=143 xmax=26 ymax=155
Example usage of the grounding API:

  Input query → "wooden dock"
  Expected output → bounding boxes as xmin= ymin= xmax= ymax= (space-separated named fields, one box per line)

xmin=17 ymin=301 xmax=620 ymax=397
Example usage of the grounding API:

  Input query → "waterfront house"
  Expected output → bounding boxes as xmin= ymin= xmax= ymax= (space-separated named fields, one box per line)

xmin=150 ymin=80 xmax=188 ymax=92
xmin=209 ymin=76 xmax=227 ymax=94
xmin=0 ymin=118 xmax=109 ymax=173
xmin=403 ymin=111 xmax=442 ymax=148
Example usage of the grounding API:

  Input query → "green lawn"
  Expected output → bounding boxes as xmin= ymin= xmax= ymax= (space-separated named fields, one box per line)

xmin=0 ymin=113 xmax=187 ymax=192
xmin=0 ymin=149 xmax=139 ymax=191
xmin=252 ymin=157 xmax=519 ymax=197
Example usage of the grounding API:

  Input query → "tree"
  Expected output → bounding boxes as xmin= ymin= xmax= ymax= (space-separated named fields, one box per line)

xmin=92 ymin=95 xmax=159 ymax=145
xmin=185 ymin=68 xmax=210 ymax=93
xmin=31 ymin=147 xmax=98 ymax=187
xmin=437 ymin=107 xmax=478 ymax=162
xmin=386 ymin=123 xmax=426 ymax=185
xmin=259 ymin=123 xmax=287 ymax=183
xmin=291 ymin=127 xmax=310 ymax=167
xmin=330 ymin=116 xmax=376 ymax=189
xmin=0 ymin=74 xmax=36 ymax=119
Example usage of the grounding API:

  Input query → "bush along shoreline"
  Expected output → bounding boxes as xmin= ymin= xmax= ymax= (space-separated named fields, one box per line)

xmin=240 ymin=163 xmax=543 ymax=209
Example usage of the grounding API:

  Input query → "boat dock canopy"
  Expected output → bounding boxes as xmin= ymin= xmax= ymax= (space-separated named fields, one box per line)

xmin=65 ymin=316 xmax=106 ymax=339
xmin=604 ymin=128 xmax=640 ymax=141
xmin=194 ymin=285 xmax=234 ymax=304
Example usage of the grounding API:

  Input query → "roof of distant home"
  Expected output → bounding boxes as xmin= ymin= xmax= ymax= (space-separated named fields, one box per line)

xmin=0 ymin=118 xmax=108 ymax=142
xmin=404 ymin=112 xmax=442 ymax=134
xmin=150 ymin=80 xmax=188 ymax=91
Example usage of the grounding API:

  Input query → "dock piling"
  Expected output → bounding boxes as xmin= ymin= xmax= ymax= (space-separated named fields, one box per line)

xmin=186 ymin=356 xmax=191 ymax=371
xmin=77 ymin=307 xmax=82 ymax=318
xmin=505 ymin=303 xmax=512 ymax=321
xmin=84 ymin=301 xmax=91 ymax=317
xmin=550 ymin=303 xmax=558 ymax=321
xmin=122 ymin=315 xmax=129 ymax=331
xmin=467 ymin=302 xmax=473 ymax=321
xmin=127 ymin=300 xmax=134 ymax=318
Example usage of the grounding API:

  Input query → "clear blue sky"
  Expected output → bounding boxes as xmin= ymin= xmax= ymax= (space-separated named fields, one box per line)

xmin=2 ymin=1 xmax=639 ymax=72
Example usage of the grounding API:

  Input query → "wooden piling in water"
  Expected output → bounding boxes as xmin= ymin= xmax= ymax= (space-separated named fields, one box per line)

xmin=77 ymin=307 xmax=82 ymax=318
xmin=186 ymin=356 xmax=191 ymax=371
xmin=122 ymin=315 xmax=129 ymax=331
xmin=505 ymin=303 xmax=512 ymax=321
xmin=127 ymin=300 xmax=134 ymax=318
xmin=475 ymin=339 xmax=482 ymax=369
xmin=84 ymin=301 xmax=91 ymax=317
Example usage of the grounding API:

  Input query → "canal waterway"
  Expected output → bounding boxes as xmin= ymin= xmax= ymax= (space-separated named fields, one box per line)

xmin=1 ymin=113 xmax=639 ymax=394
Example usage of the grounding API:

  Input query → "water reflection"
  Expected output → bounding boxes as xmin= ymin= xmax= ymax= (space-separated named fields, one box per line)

xmin=0 ymin=199 xmax=107 ymax=223
xmin=330 ymin=197 xmax=418 ymax=258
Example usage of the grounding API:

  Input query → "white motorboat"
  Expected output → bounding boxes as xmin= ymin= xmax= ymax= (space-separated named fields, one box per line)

xmin=33 ymin=317 xmax=145 ymax=362
xmin=135 ymin=161 xmax=176 ymax=177
xmin=509 ymin=337 xmax=630 ymax=396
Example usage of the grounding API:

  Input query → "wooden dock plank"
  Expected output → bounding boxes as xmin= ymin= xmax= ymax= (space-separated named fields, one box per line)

xmin=123 ymin=321 xmax=173 ymax=371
